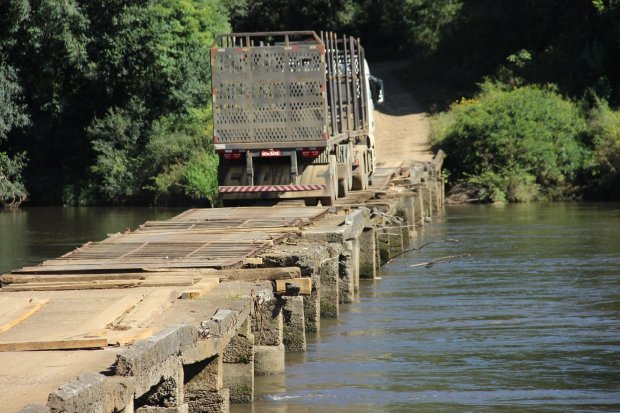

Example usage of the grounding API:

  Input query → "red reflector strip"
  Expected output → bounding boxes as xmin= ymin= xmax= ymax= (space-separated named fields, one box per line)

xmin=219 ymin=185 xmax=326 ymax=193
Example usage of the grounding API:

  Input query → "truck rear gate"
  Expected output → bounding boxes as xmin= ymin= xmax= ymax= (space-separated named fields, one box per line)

xmin=212 ymin=31 xmax=372 ymax=203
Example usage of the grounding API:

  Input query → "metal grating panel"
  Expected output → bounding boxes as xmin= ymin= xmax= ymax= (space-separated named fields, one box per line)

xmin=213 ymin=45 xmax=327 ymax=144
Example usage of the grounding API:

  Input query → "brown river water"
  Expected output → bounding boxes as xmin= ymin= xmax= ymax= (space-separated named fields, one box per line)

xmin=1 ymin=203 xmax=619 ymax=412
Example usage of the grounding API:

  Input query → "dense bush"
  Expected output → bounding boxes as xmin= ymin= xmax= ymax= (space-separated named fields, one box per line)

xmin=431 ymin=83 xmax=591 ymax=202
xmin=588 ymin=99 xmax=620 ymax=199
xmin=0 ymin=151 xmax=27 ymax=207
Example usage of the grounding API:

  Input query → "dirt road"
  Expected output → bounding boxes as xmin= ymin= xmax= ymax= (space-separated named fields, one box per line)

xmin=371 ymin=61 xmax=434 ymax=163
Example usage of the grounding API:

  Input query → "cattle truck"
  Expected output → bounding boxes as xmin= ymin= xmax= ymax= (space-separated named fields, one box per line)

xmin=212 ymin=31 xmax=383 ymax=206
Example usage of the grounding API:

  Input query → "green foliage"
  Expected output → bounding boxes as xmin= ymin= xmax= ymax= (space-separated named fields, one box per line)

xmin=588 ymin=99 xmax=620 ymax=198
xmin=0 ymin=63 xmax=29 ymax=140
xmin=432 ymin=83 xmax=590 ymax=202
xmin=146 ymin=108 xmax=218 ymax=204
xmin=2 ymin=0 xmax=620 ymax=204
xmin=88 ymin=100 xmax=147 ymax=202
xmin=0 ymin=151 xmax=27 ymax=207
xmin=86 ymin=0 xmax=229 ymax=205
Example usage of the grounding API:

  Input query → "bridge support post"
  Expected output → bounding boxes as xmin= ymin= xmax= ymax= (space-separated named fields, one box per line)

xmin=223 ymin=319 xmax=254 ymax=404
xmin=184 ymin=355 xmax=229 ymax=413
xmin=359 ymin=227 xmax=377 ymax=279
xmin=282 ymin=296 xmax=306 ymax=352
xmin=252 ymin=291 xmax=285 ymax=375
xmin=319 ymin=246 xmax=340 ymax=318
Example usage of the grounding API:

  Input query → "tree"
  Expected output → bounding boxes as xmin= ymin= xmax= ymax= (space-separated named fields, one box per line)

xmin=87 ymin=0 xmax=230 ymax=204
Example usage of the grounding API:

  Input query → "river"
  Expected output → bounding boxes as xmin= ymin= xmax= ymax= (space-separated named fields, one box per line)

xmin=1 ymin=204 xmax=619 ymax=411
xmin=235 ymin=203 xmax=620 ymax=412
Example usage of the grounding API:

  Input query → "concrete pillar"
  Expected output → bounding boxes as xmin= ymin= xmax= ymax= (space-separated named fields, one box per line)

xmin=415 ymin=191 xmax=424 ymax=226
xmin=388 ymin=225 xmax=403 ymax=256
xmin=136 ymin=357 xmax=184 ymax=410
xmin=252 ymin=293 xmax=285 ymax=375
xmin=401 ymin=196 xmax=417 ymax=240
xmin=377 ymin=231 xmax=390 ymax=265
xmin=254 ymin=344 xmax=285 ymax=375
xmin=359 ymin=228 xmax=377 ymax=279
xmin=252 ymin=296 xmax=283 ymax=347
xmin=282 ymin=296 xmax=306 ymax=352
xmin=338 ymin=248 xmax=354 ymax=304
xmin=319 ymin=255 xmax=339 ymax=319
xmin=222 ymin=320 xmax=254 ymax=404
xmin=350 ymin=238 xmax=360 ymax=293
xmin=422 ymin=185 xmax=432 ymax=220
xmin=304 ymin=269 xmax=321 ymax=333
xmin=441 ymin=177 xmax=445 ymax=208
xmin=184 ymin=355 xmax=229 ymax=413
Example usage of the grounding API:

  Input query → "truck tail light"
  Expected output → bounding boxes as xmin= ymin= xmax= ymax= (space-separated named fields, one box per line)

xmin=219 ymin=150 xmax=243 ymax=160
xmin=301 ymin=148 xmax=322 ymax=158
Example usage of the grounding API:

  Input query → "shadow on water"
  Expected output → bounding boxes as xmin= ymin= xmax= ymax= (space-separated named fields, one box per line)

xmin=234 ymin=203 xmax=620 ymax=413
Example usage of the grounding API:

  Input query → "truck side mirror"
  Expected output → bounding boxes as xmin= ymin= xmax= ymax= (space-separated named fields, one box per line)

xmin=369 ymin=76 xmax=384 ymax=104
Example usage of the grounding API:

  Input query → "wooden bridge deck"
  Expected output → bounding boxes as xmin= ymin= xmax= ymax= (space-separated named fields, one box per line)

xmin=11 ymin=207 xmax=328 ymax=274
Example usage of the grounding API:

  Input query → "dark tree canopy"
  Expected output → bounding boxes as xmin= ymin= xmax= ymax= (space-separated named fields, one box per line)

xmin=0 ymin=0 xmax=619 ymax=205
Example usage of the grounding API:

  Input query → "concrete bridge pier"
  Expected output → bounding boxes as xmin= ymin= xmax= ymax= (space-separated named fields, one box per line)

xmin=184 ymin=355 xmax=228 ymax=413
xmin=282 ymin=296 xmax=306 ymax=352
xmin=222 ymin=319 xmax=254 ymax=404
xmin=252 ymin=291 xmax=285 ymax=376
xmin=359 ymin=227 xmax=378 ymax=279
xmin=319 ymin=246 xmax=340 ymax=318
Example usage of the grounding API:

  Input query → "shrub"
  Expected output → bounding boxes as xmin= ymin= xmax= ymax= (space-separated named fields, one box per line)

xmin=431 ymin=82 xmax=591 ymax=202
xmin=145 ymin=108 xmax=218 ymax=205
xmin=588 ymin=99 xmax=620 ymax=198
xmin=0 ymin=151 xmax=27 ymax=207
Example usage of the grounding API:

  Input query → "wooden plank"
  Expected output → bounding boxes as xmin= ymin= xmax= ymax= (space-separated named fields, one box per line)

xmin=1 ymin=281 xmax=143 ymax=292
xmin=1 ymin=276 xmax=201 ymax=291
xmin=79 ymin=294 xmax=145 ymax=332
xmin=0 ymin=298 xmax=49 ymax=334
xmin=220 ymin=267 xmax=301 ymax=281
xmin=1 ymin=270 xmax=213 ymax=285
xmin=106 ymin=328 xmax=153 ymax=347
xmin=0 ymin=338 xmax=107 ymax=352
xmin=180 ymin=278 xmax=220 ymax=299
xmin=275 ymin=278 xmax=312 ymax=295
xmin=114 ymin=289 xmax=179 ymax=329
xmin=0 ymin=273 xmax=146 ymax=285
